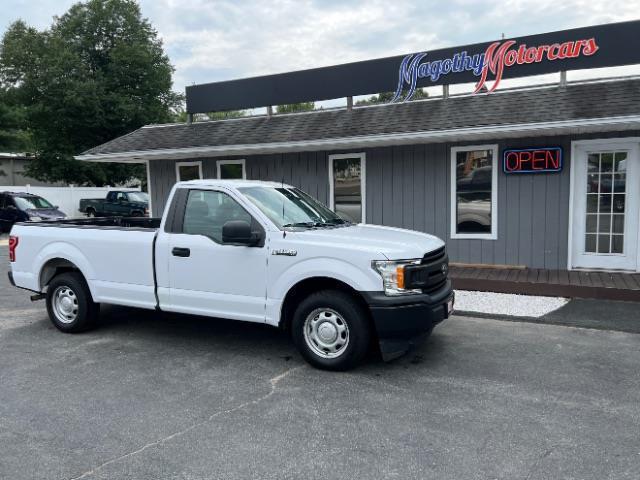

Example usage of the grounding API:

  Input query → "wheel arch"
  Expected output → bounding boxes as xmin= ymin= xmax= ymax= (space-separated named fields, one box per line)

xmin=39 ymin=257 xmax=87 ymax=291
xmin=279 ymin=276 xmax=372 ymax=333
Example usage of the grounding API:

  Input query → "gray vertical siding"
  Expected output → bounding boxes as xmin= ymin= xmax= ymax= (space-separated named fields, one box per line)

xmin=147 ymin=130 xmax=640 ymax=270
xmin=149 ymin=159 xmax=177 ymax=217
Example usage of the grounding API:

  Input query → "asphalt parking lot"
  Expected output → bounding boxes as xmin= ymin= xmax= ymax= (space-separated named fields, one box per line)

xmin=1 ymin=249 xmax=640 ymax=480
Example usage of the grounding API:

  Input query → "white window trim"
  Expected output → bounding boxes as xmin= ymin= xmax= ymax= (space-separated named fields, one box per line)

xmin=450 ymin=144 xmax=499 ymax=240
xmin=328 ymin=152 xmax=366 ymax=224
xmin=175 ymin=160 xmax=203 ymax=182
xmin=145 ymin=159 xmax=153 ymax=217
xmin=217 ymin=159 xmax=246 ymax=179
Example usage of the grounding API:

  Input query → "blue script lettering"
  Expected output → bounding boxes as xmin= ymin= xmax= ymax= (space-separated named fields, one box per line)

xmin=392 ymin=51 xmax=486 ymax=102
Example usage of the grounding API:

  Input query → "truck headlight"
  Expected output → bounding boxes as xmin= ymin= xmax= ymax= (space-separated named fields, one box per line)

xmin=372 ymin=259 xmax=422 ymax=296
xmin=29 ymin=216 xmax=42 ymax=222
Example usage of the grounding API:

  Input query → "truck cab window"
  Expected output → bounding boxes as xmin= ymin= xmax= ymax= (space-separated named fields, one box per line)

xmin=183 ymin=190 xmax=253 ymax=242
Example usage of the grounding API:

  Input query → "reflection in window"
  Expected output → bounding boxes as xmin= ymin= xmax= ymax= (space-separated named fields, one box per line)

xmin=584 ymin=151 xmax=627 ymax=254
xmin=332 ymin=156 xmax=363 ymax=223
xmin=454 ymin=148 xmax=494 ymax=235
xmin=177 ymin=163 xmax=201 ymax=182
xmin=219 ymin=161 xmax=245 ymax=179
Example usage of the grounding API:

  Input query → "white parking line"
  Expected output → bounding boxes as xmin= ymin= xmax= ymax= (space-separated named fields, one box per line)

xmin=0 ymin=240 xmax=8 ymax=246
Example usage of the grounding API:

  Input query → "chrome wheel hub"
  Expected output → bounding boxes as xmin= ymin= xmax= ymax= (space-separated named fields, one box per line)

xmin=303 ymin=308 xmax=349 ymax=359
xmin=52 ymin=286 xmax=78 ymax=324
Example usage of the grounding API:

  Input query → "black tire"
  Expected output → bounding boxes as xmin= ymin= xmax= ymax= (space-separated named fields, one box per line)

xmin=86 ymin=208 xmax=96 ymax=218
xmin=46 ymin=272 xmax=100 ymax=333
xmin=291 ymin=290 xmax=371 ymax=371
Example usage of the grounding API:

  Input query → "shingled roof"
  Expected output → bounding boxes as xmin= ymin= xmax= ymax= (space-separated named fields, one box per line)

xmin=78 ymin=78 xmax=640 ymax=162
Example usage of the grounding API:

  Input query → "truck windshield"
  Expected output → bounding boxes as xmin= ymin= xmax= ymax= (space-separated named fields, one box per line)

xmin=127 ymin=192 xmax=149 ymax=202
xmin=13 ymin=196 xmax=54 ymax=210
xmin=239 ymin=186 xmax=349 ymax=229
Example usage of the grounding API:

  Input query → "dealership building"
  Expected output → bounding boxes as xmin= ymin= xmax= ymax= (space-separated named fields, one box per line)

xmin=77 ymin=20 xmax=640 ymax=276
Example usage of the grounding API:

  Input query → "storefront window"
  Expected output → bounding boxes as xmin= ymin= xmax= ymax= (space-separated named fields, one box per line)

xmin=218 ymin=159 xmax=246 ymax=179
xmin=450 ymin=145 xmax=497 ymax=239
xmin=329 ymin=153 xmax=365 ymax=223
xmin=176 ymin=161 xmax=202 ymax=182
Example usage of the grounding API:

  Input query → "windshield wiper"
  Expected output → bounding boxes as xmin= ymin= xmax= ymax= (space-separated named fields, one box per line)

xmin=282 ymin=222 xmax=318 ymax=228
xmin=323 ymin=218 xmax=350 ymax=225
xmin=283 ymin=219 xmax=351 ymax=228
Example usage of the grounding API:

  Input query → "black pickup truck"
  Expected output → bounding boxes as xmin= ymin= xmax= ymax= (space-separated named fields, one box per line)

xmin=79 ymin=191 xmax=149 ymax=217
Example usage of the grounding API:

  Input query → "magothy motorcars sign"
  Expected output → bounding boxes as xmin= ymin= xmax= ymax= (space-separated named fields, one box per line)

xmin=393 ymin=38 xmax=599 ymax=101
xmin=186 ymin=20 xmax=640 ymax=113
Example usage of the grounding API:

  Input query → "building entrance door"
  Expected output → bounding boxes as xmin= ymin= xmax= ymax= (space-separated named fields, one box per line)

xmin=571 ymin=139 xmax=640 ymax=271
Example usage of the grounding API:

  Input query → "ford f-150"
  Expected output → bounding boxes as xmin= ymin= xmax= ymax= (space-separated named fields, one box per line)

xmin=8 ymin=180 xmax=453 ymax=370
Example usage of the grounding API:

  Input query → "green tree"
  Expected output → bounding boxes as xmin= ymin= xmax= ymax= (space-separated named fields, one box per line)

xmin=356 ymin=88 xmax=429 ymax=106
xmin=170 ymin=107 xmax=246 ymax=123
xmin=0 ymin=1 xmax=182 ymax=186
xmin=0 ymin=88 xmax=32 ymax=152
xmin=276 ymin=102 xmax=315 ymax=114
xmin=207 ymin=110 xmax=246 ymax=120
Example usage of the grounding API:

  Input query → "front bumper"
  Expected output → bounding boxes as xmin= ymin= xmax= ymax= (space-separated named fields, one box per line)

xmin=361 ymin=279 xmax=454 ymax=361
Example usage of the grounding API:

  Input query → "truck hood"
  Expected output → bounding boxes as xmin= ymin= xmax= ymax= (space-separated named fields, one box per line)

xmin=287 ymin=224 xmax=444 ymax=260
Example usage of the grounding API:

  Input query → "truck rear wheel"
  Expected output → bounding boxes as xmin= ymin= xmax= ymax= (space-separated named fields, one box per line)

xmin=292 ymin=290 xmax=371 ymax=371
xmin=46 ymin=272 xmax=99 ymax=333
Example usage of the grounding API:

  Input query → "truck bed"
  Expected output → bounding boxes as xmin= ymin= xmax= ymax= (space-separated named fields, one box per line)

xmin=10 ymin=217 xmax=161 ymax=310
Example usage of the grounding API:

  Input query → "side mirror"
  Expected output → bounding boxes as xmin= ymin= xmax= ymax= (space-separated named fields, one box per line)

xmin=222 ymin=220 xmax=258 ymax=246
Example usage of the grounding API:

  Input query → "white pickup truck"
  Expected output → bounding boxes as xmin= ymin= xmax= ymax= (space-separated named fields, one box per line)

xmin=8 ymin=180 xmax=453 ymax=370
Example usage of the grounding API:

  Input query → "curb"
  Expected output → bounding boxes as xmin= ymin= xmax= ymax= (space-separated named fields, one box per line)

xmin=454 ymin=309 xmax=539 ymax=323
xmin=453 ymin=309 xmax=640 ymax=335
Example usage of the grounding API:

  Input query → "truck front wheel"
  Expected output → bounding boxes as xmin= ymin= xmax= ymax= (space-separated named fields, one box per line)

xmin=292 ymin=290 xmax=371 ymax=371
xmin=46 ymin=272 xmax=100 ymax=333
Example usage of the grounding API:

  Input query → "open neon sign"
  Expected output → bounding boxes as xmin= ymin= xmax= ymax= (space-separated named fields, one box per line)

xmin=503 ymin=147 xmax=563 ymax=174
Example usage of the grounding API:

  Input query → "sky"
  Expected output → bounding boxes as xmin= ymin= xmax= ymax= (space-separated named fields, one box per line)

xmin=1 ymin=0 xmax=639 ymax=105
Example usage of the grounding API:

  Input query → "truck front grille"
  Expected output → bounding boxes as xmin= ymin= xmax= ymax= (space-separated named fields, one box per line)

xmin=421 ymin=246 xmax=446 ymax=264
xmin=403 ymin=246 xmax=449 ymax=294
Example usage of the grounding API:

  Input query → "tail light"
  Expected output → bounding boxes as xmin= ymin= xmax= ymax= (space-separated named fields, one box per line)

xmin=8 ymin=236 xmax=18 ymax=263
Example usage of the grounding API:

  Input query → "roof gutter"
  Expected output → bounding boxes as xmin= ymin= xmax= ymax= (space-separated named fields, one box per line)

xmin=75 ymin=114 xmax=640 ymax=163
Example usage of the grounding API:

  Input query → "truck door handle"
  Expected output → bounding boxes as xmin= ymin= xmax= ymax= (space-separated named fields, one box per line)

xmin=172 ymin=247 xmax=191 ymax=257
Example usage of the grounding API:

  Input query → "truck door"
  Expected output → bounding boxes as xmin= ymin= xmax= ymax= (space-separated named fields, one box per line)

xmin=114 ymin=192 xmax=130 ymax=216
xmin=164 ymin=188 xmax=268 ymax=323
xmin=104 ymin=191 xmax=118 ymax=215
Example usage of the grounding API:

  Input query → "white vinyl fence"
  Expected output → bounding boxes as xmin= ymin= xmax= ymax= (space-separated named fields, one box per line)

xmin=0 ymin=186 xmax=141 ymax=218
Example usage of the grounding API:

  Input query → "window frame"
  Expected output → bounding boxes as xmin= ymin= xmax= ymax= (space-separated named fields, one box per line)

xmin=217 ymin=159 xmax=246 ymax=180
xmin=175 ymin=160 xmax=203 ymax=182
xmin=328 ymin=152 xmax=366 ymax=224
xmin=450 ymin=144 xmax=499 ymax=240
